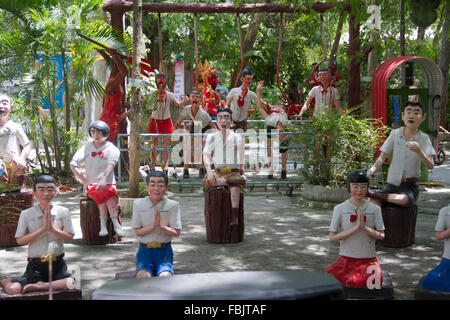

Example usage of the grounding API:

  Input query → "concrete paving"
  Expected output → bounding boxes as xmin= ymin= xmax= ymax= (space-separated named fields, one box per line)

xmin=1 ymin=141 xmax=449 ymax=300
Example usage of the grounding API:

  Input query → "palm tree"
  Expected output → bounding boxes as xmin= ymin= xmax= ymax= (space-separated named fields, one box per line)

xmin=0 ymin=0 xmax=132 ymax=178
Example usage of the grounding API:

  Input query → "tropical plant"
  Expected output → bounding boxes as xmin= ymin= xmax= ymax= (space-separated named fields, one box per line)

xmin=293 ymin=108 xmax=386 ymax=187
xmin=0 ymin=0 xmax=132 ymax=181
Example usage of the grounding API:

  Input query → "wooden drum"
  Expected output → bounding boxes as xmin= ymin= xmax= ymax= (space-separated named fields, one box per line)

xmin=380 ymin=204 xmax=417 ymax=248
xmin=80 ymin=198 xmax=121 ymax=245
xmin=204 ymin=187 xmax=244 ymax=243
xmin=0 ymin=189 xmax=34 ymax=247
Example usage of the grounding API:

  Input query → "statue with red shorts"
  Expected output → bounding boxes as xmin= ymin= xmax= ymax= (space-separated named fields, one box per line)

xmin=70 ymin=120 xmax=124 ymax=237
xmin=147 ymin=73 xmax=188 ymax=172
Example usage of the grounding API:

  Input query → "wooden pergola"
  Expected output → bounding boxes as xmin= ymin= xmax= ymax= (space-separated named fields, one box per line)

xmin=102 ymin=1 xmax=364 ymax=195
xmin=102 ymin=0 xmax=361 ymax=108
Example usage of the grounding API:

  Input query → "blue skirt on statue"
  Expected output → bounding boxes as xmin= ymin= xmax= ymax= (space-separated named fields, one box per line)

xmin=423 ymin=258 xmax=450 ymax=292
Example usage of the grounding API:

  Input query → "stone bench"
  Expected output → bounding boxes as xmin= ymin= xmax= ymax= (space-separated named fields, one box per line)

xmin=92 ymin=271 xmax=345 ymax=300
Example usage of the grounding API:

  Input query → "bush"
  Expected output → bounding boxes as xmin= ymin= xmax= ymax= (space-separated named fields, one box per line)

xmin=293 ymin=108 xmax=386 ymax=187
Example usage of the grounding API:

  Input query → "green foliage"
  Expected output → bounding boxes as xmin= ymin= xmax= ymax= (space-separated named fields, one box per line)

xmin=0 ymin=0 xmax=447 ymax=184
xmin=409 ymin=0 xmax=440 ymax=29
xmin=293 ymin=108 xmax=386 ymax=187
xmin=0 ymin=0 xmax=130 ymax=179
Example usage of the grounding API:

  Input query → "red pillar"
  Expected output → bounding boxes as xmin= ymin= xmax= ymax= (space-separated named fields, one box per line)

xmin=104 ymin=2 xmax=129 ymax=178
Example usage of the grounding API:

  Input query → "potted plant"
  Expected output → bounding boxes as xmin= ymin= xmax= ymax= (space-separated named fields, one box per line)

xmin=293 ymin=108 xmax=386 ymax=202
xmin=0 ymin=183 xmax=34 ymax=247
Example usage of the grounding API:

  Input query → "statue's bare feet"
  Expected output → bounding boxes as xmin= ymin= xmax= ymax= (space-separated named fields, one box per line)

xmin=23 ymin=281 xmax=48 ymax=294
xmin=0 ymin=277 xmax=12 ymax=288
xmin=1 ymin=278 xmax=22 ymax=295
xmin=66 ymin=277 xmax=75 ymax=290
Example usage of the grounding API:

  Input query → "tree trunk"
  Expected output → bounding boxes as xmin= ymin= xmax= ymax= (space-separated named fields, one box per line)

xmin=229 ymin=12 xmax=262 ymax=88
xmin=61 ymin=49 xmax=71 ymax=174
xmin=329 ymin=8 xmax=345 ymax=65
xmin=347 ymin=11 xmax=361 ymax=113
xmin=48 ymin=63 xmax=61 ymax=175
xmin=438 ymin=3 xmax=449 ymax=129
xmin=129 ymin=0 xmax=144 ymax=197
xmin=363 ymin=0 xmax=378 ymax=118
xmin=400 ymin=0 xmax=406 ymax=56
xmin=432 ymin=4 xmax=445 ymax=63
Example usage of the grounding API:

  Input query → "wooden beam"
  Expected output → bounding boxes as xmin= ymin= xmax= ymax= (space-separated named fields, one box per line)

xmin=102 ymin=1 xmax=348 ymax=15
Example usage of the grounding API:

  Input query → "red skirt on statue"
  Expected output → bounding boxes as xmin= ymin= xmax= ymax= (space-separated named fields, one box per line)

xmin=86 ymin=184 xmax=118 ymax=206
xmin=324 ymin=255 xmax=383 ymax=288
xmin=100 ymin=87 xmax=122 ymax=141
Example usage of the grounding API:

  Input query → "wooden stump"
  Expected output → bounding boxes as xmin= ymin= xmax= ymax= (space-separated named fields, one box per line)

xmin=204 ymin=187 xmax=244 ymax=243
xmin=0 ymin=190 xmax=34 ymax=247
xmin=80 ymin=198 xmax=121 ymax=245
xmin=380 ymin=204 xmax=417 ymax=248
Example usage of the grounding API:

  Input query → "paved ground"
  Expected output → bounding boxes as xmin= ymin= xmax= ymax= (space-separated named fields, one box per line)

xmin=1 ymin=141 xmax=449 ymax=300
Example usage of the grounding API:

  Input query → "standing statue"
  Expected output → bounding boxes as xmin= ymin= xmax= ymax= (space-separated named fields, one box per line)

xmin=225 ymin=66 xmax=257 ymax=132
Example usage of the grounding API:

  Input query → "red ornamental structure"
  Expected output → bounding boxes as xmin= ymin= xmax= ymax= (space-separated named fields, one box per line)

xmin=371 ymin=56 xmax=444 ymax=155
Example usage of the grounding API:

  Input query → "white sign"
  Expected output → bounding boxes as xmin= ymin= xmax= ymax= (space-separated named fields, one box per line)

xmin=174 ymin=60 xmax=185 ymax=103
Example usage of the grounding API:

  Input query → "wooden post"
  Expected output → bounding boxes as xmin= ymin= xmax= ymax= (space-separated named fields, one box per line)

xmin=204 ymin=188 xmax=244 ymax=243
xmin=380 ymin=204 xmax=418 ymax=248
xmin=0 ymin=190 xmax=34 ymax=247
xmin=347 ymin=10 xmax=361 ymax=114
xmin=128 ymin=0 xmax=144 ymax=197
xmin=79 ymin=199 xmax=120 ymax=245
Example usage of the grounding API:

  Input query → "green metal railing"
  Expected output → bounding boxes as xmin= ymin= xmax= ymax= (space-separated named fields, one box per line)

xmin=116 ymin=120 xmax=311 ymax=191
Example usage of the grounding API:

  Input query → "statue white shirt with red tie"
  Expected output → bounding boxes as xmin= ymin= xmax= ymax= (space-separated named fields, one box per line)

xmin=70 ymin=141 xmax=120 ymax=185
xmin=307 ymin=85 xmax=340 ymax=119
